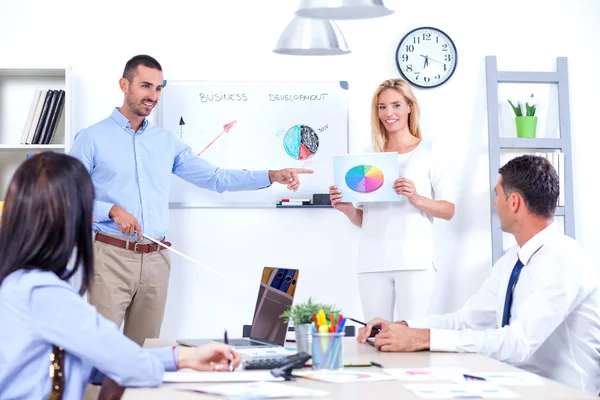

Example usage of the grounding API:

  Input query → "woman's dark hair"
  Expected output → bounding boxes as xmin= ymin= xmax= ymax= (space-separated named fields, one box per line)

xmin=0 ymin=152 xmax=95 ymax=294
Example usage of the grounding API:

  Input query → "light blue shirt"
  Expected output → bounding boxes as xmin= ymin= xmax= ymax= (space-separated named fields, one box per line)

xmin=70 ymin=108 xmax=271 ymax=238
xmin=0 ymin=269 xmax=177 ymax=399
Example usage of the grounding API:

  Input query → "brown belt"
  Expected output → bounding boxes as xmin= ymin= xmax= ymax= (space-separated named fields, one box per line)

xmin=95 ymin=232 xmax=171 ymax=253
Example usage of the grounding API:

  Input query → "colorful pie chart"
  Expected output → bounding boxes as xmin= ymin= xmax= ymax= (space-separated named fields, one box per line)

xmin=283 ymin=125 xmax=319 ymax=160
xmin=345 ymin=165 xmax=385 ymax=193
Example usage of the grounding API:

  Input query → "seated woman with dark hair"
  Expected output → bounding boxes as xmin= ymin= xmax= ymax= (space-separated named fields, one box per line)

xmin=0 ymin=152 xmax=241 ymax=399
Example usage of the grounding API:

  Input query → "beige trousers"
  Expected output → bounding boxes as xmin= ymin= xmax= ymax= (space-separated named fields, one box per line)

xmin=88 ymin=235 xmax=171 ymax=346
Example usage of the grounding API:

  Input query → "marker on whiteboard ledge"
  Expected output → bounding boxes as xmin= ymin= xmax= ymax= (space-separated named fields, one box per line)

xmin=279 ymin=198 xmax=312 ymax=206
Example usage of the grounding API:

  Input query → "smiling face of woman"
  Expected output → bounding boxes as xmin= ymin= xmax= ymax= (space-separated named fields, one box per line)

xmin=377 ymin=88 xmax=411 ymax=135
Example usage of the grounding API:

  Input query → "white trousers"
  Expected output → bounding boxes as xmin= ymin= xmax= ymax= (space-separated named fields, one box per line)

xmin=357 ymin=269 xmax=436 ymax=322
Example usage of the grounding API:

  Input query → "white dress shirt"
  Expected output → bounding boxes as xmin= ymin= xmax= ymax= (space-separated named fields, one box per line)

xmin=406 ymin=223 xmax=600 ymax=394
xmin=356 ymin=141 xmax=454 ymax=272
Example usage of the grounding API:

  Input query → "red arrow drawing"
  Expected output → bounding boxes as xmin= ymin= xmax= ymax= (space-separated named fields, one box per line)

xmin=197 ymin=120 xmax=237 ymax=156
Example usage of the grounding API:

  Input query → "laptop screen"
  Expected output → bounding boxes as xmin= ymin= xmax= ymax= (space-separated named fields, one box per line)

xmin=249 ymin=267 xmax=299 ymax=346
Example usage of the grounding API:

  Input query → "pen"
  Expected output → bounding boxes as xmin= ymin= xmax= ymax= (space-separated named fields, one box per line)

xmin=370 ymin=361 xmax=384 ymax=368
xmin=463 ymin=373 xmax=486 ymax=381
xmin=348 ymin=317 xmax=381 ymax=333
xmin=224 ymin=329 xmax=233 ymax=372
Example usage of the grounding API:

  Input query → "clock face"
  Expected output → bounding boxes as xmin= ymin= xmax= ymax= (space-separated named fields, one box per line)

xmin=395 ymin=27 xmax=457 ymax=88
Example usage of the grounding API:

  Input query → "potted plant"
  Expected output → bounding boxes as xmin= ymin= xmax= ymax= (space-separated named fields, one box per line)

xmin=508 ymin=93 xmax=538 ymax=138
xmin=280 ymin=297 xmax=340 ymax=355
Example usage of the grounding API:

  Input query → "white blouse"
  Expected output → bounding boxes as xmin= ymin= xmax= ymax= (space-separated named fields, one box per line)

xmin=356 ymin=141 xmax=454 ymax=273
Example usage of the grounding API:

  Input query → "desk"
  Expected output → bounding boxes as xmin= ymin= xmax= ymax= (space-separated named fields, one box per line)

xmin=122 ymin=338 xmax=596 ymax=399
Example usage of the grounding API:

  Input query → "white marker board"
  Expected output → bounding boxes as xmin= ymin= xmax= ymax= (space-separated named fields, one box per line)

xmin=157 ymin=81 xmax=349 ymax=207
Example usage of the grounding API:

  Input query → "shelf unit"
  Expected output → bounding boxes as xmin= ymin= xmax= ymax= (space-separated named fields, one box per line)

xmin=0 ymin=66 xmax=72 ymax=199
xmin=485 ymin=56 xmax=574 ymax=264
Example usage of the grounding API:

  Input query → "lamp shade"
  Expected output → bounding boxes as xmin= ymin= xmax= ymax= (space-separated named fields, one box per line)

xmin=296 ymin=0 xmax=393 ymax=20
xmin=273 ymin=16 xmax=351 ymax=56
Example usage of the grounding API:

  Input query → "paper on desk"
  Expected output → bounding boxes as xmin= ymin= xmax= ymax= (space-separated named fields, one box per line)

xmin=384 ymin=367 xmax=469 ymax=381
xmin=186 ymin=381 xmax=328 ymax=399
xmin=294 ymin=369 xmax=396 ymax=383
xmin=404 ymin=383 xmax=519 ymax=399
xmin=163 ymin=369 xmax=283 ymax=383
xmin=452 ymin=371 xmax=543 ymax=386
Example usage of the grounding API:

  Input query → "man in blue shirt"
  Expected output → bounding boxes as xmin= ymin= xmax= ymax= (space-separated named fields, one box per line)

xmin=70 ymin=54 xmax=312 ymax=347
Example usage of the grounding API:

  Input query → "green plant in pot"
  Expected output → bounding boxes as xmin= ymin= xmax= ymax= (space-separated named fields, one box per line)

xmin=508 ymin=93 xmax=538 ymax=138
xmin=280 ymin=297 xmax=340 ymax=355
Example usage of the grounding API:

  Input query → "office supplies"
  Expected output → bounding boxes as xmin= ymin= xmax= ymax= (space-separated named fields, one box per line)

xmin=177 ymin=267 xmax=299 ymax=348
xmin=295 ymin=369 xmax=396 ymax=383
xmin=237 ymin=347 xmax=295 ymax=359
xmin=453 ymin=372 xmax=543 ymax=386
xmin=270 ymin=352 xmax=312 ymax=381
xmin=348 ymin=317 xmax=381 ymax=334
xmin=163 ymin=370 xmax=284 ymax=383
xmin=143 ymin=234 xmax=239 ymax=284
xmin=370 ymin=361 xmax=384 ymax=368
xmin=243 ymin=352 xmax=311 ymax=370
xmin=223 ymin=329 xmax=233 ymax=372
xmin=278 ymin=269 xmax=296 ymax=292
xmin=384 ymin=368 xmax=469 ymax=381
xmin=312 ymin=193 xmax=331 ymax=205
xmin=186 ymin=381 xmax=328 ymax=398
xmin=312 ymin=332 xmax=344 ymax=370
xmin=270 ymin=268 xmax=286 ymax=289
xmin=333 ymin=152 xmax=400 ymax=203
xmin=304 ymin=362 xmax=373 ymax=368
xmin=463 ymin=373 xmax=486 ymax=381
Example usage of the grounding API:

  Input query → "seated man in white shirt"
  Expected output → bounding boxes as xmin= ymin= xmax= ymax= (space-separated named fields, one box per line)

xmin=357 ymin=154 xmax=600 ymax=394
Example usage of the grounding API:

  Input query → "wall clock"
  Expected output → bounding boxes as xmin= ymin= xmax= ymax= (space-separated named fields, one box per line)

xmin=395 ymin=27 xmax=457 ymax=88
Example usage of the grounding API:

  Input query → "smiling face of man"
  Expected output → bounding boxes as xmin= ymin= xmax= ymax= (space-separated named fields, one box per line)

xmin=121 ymin=65 xmax=164 ymax=118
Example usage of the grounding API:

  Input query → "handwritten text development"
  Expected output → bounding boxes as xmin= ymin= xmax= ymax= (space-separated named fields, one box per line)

xmin=269 ymin=93 xmax=329 ymax=102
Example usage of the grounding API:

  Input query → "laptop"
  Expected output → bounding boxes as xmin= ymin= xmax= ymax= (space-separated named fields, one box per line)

xmin=178 ymin=267 xmax=299 ymax=348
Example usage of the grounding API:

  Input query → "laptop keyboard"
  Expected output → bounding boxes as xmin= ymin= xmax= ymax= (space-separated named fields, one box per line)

xmin=215 ymin=338 xmax=269 ymax=347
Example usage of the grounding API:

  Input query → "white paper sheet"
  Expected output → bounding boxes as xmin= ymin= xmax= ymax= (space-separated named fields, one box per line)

xmin=186 ymin=381 xmax=328 ymax=398
xmin=163 ymin=369 xmax=284 ymax=383
xmin=404 ymin=383 xmax=519 ymax=399
xmin=384 ymin=367 xmax=469 ymax=381
xmin=452 ymin=371 xmax=544 ymax=386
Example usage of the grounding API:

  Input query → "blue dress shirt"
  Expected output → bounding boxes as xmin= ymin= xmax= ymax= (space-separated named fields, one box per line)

xmin=0 ymin=269 xmax=177 ymax=399
xmin=70 ymin=108 xmax=271 ymax=239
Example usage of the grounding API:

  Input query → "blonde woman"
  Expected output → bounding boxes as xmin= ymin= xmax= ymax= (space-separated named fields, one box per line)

xmin=329 ymin=78 xmax=455 ymax=321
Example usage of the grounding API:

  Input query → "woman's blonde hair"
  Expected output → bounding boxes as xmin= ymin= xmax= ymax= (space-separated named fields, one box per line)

xmin=370 ymin=78 xmax=421 ymax=152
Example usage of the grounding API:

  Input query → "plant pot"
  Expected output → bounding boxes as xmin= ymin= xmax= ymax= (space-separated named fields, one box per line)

xmin=295 ymin=324 xmax=313 ymax=355
xmin=515 ymin=116 xmax=537 ymax=138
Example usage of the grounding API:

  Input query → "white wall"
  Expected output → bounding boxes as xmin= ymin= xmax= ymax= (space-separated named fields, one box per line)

xmin=2 ymin=0 xmax=599 ymax=339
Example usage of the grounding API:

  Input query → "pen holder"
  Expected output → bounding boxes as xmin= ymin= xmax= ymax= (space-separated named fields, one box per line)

xmin=311 ymin=332 xmax=345 ymax=370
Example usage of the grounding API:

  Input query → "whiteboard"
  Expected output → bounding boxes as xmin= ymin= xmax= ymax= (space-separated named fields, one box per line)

xmin=157 ymin=81 xmax=349 ymax=207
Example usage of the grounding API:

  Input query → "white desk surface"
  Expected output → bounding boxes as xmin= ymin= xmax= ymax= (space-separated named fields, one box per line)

xmin=121 ymin=338 xmax=596 ymax=399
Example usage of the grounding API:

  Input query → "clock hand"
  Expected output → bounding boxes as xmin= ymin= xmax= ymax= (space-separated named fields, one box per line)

xmin=420 ymin=54 xmax=429 ymax=69
xmin=425 ymin=56 xmax=445 ymax=64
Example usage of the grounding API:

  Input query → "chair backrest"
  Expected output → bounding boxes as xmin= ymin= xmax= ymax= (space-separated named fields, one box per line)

xmin=242 ymin=324 xmax=356 ymax=338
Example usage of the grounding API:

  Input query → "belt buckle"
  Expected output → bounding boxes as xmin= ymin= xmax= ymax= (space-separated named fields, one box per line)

xmin=133 ymin=242 xmax=145 ymax=253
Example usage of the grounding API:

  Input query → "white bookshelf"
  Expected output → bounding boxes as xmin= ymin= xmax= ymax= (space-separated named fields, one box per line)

xmin=0 ymin=66 xmax=72 ymax=199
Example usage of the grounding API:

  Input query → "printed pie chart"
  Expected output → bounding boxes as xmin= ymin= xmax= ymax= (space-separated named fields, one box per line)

xmin=345 ymin=165 xmax=385 ymax=193
xmin=283 ymin=125 xmax=319 ymax=160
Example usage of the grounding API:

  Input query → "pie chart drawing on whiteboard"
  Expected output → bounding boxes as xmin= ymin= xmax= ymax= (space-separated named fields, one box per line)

xmin=345 ymin=165 xmax=385 ymax=193
xmin=283 ymin=125 xmax=319 ymax=160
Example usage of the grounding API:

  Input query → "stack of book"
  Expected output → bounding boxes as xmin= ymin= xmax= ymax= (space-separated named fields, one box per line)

xmin=19 ymin=89 xmax=65 ymax=145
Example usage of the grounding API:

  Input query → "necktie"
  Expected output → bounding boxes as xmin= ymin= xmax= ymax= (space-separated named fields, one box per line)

xmin=501 ymin=258 xmax=525 ymax=327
